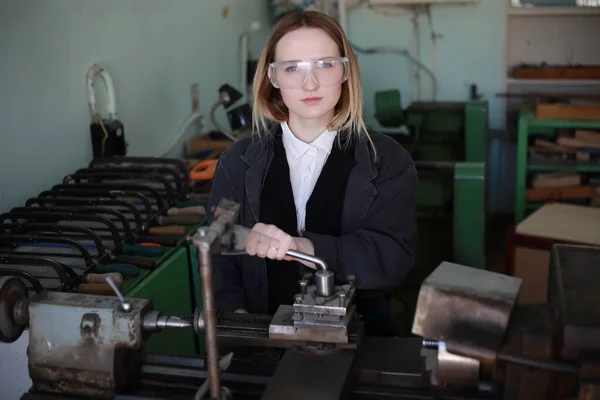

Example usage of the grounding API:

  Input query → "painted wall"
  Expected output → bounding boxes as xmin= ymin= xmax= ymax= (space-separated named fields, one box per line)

xmin=347 ymin=0 xmax=505 ymax=131
xmin=0 ymin=0 xmax=270 ymax=212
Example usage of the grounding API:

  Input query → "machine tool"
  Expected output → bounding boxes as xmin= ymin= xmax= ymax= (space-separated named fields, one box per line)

xmin=1 ymin=198 xmax=599 ymax=399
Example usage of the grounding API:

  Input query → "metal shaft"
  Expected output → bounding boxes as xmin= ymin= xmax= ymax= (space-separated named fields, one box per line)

xmin=199 ymin=245 xmax=221 ymax=399
xmin=286 ymin=249 xmax=328 ymax=271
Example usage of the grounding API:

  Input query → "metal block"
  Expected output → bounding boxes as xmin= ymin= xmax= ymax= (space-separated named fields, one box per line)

xmin=550 ymin=244 xmax=600 ymax=359
xmin=27 ymin=291 xmax=152 ymax=398
xmin=412 ymin=261 xmax=522 ymax=352
xmin=269 ymin=305 xmax=355 ymax=344
xmin=292 ymin=284 xmax=355 ymax=317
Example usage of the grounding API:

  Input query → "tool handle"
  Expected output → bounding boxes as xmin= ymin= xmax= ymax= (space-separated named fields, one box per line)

xmin=85 ymin=272 xmax=123 ymax=285
xmin=136 ymin=235 xmax=178 ymax=246
xmin=167 ymin=205 xmax=206 ymax=216
xmin=160 ymin=214 xmax=204 ymax=225
xmin=175 ymin=200 xmax=208 ymax=208
xmin=112 ymin=255 xmax=156 ymax=270
xmin=122 ymin=244 xmax=165 ymax=257
xmin=286 ymin=250 xmax=328 ymax=271
xmin=148 ymin=225 xmax=188 ymax=236
xmin=78 ymin=283 xmax=115 ymax=295
xmin=95 ymin=263 xmax=140 ymax=277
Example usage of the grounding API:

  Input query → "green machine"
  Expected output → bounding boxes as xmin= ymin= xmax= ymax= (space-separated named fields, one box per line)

xmin=375 ymin=90 xmax=488 ymax=334
xmin=122 ymin=238 xmax=204 ymax=356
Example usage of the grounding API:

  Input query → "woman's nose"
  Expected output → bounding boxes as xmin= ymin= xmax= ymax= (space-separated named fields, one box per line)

xmin=302 ymin=74 xmax=319 ymax=91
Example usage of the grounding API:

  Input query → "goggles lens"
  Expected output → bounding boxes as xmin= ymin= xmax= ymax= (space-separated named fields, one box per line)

xmin=270 ymin=57 xmax=349 ymax=89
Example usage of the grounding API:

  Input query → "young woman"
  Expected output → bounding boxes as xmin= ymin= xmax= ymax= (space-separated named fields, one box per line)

xmin=207 ymin=10 xmax=418 ymax=336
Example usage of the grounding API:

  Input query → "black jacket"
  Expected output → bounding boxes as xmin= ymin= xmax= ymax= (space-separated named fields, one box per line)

xmin=206 ymin=125 xmax=419 ymax=315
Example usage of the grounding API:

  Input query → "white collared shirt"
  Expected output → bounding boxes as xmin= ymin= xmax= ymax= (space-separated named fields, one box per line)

xmin=281 ymin=121 xmax=337 ymax=235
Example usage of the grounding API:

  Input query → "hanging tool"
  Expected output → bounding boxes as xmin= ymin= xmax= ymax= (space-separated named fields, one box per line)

xmin=87 ymin=65 xmax=128 ymax=159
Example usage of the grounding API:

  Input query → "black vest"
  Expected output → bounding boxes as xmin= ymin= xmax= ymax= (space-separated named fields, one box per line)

xmin=259 ymin=133 xmax=355 ymax=314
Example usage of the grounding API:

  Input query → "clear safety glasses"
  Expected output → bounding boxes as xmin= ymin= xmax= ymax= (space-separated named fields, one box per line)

xmin=269 ymin=57 xmax=350 ymax=90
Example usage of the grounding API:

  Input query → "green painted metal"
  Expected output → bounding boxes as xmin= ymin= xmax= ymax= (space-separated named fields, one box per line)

xmin=188 ymin=244 xmax=205 ymax=354
xmin=514 ymin=109 xmax=600 ymax=223
xmin=464 ymin=100 xmax=488 ymax=163
xmin=125 ymin=247 xmax=197 ymax=355
xmin=374 ymin=89 xmax=404 ymax=128
xmin=453 ymin=162 xmax=486 ymax=269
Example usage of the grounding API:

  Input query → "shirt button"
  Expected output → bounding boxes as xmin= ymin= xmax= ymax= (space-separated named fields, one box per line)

xmin=304 ymin=177 xmax=309 ymax=183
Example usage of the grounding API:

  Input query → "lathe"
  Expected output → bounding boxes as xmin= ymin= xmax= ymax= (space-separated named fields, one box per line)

xmin=1 ymin=199 xmax=599 ymax=399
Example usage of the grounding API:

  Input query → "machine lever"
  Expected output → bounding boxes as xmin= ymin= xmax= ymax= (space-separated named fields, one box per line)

xmin=105 ymin=276 xmax=132 ymax=312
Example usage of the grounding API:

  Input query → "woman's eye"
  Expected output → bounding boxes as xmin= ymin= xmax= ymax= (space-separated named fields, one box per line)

xmin=285 ymin=66 xmax=297 ymax=72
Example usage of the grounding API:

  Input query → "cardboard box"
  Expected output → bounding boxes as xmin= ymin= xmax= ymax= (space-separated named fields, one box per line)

xmin=509 ymin=203 xmax=600 ymax=304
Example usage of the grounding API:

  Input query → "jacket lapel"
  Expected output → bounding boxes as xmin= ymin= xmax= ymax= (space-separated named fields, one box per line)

xmin=240 ymin=126 xmax=277 ymax=224
xmin=341 ymin=134 xmax=379 ymax=233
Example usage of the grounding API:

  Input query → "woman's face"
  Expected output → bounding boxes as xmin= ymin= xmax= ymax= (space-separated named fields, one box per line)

xmin=271 ymin=27 xmax=344 ymax=124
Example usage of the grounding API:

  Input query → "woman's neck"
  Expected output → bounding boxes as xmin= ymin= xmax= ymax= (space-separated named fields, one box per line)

xmin=287 ymin=111 xmax=334 ymax=143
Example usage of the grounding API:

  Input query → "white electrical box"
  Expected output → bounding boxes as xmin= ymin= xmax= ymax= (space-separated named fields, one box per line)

xmin=369 ymin=0 xmax=479 ymax=4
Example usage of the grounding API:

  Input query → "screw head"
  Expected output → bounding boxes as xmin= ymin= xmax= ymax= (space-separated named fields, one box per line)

xmin=347 ymin=275 xmax=356 ymax=287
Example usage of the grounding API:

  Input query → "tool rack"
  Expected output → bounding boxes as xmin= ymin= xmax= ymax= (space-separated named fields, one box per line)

xmin=0 ymin=156 xmax=208 ymax=355
xmin=515 ymin=108 xmax=600 ymax=223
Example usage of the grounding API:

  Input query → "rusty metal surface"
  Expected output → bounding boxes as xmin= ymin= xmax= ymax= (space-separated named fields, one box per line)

xmin=549 ymin=244 xmax=600 ymax=360
xmin=27 ymin=291 xmax=152 ymax=398
xmin=435 ymin=342 xmax=481 ymax=388
xmin=191 ymin=199 xmax=241 ymax=399
xmin=412 ymin=262 xmax=522 ymax=352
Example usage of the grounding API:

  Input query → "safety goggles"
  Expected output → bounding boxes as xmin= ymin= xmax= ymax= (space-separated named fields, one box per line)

xmin=269 ymin=57 xmax=350 ymax=90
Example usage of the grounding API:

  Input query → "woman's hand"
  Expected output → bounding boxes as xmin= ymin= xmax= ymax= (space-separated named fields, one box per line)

xmin=246 ymin=223 xmax=316 ymax=268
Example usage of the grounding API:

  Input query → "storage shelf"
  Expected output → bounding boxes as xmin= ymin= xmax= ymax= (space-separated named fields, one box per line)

xmin=515 ymin=109 xmax=600 ymax=223
xmin=507 ymin=6 xmax=600 ymax=16
xmin=528 ymin=162 xmax=600 ymax=173
xmin=507 ymin=78 xmax=600 ymax=87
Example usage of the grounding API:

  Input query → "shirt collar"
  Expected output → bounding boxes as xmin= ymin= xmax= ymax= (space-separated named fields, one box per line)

xmin=281 ymin=121 xmax=337 ymax=160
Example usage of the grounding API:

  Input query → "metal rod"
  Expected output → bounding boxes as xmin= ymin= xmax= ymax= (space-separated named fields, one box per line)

xmin=286 ymin=249 xmax=328 ymax=271
xmin=199 ymin=244 xmax=221 ymax=399
xmin=105 ymin=276 xmax=132 ymax=312
xmin=497 ymin=352 xmax=579 ymax=375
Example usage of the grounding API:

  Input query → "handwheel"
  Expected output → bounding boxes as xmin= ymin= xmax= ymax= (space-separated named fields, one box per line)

xmin=0 ymin=276 xmax=28 ymax=343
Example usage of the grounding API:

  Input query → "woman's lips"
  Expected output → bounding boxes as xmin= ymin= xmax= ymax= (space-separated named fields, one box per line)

xmin=301 ymin=97 xmax=323 ymax=105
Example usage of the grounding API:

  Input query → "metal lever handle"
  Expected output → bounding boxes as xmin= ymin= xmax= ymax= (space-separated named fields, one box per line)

xmin=286 ymin=249 xmax=328 ymax=271
xmin=105 ymin=276 xmax=132 ymax=312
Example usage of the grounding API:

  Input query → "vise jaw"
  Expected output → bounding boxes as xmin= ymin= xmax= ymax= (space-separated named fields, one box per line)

xmin=26 ymin=291 xmax=153 ymax=399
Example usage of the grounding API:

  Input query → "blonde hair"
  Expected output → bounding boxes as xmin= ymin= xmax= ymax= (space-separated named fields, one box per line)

xmin=252 ymin=10 xmax=371 ymax=149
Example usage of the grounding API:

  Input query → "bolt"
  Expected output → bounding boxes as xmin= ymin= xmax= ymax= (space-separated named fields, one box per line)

xmin=316 ymin=297 xmax=325 ymax=306
xmin=422 ymin=340 xmax=439 ymax=349
xmin=339 ymin=293 xmax=346 ymax=307
xmin=295 ymin=295 xmax=303 ymax=304
xmin=299 ymin=279 xmax=308 ymax=294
